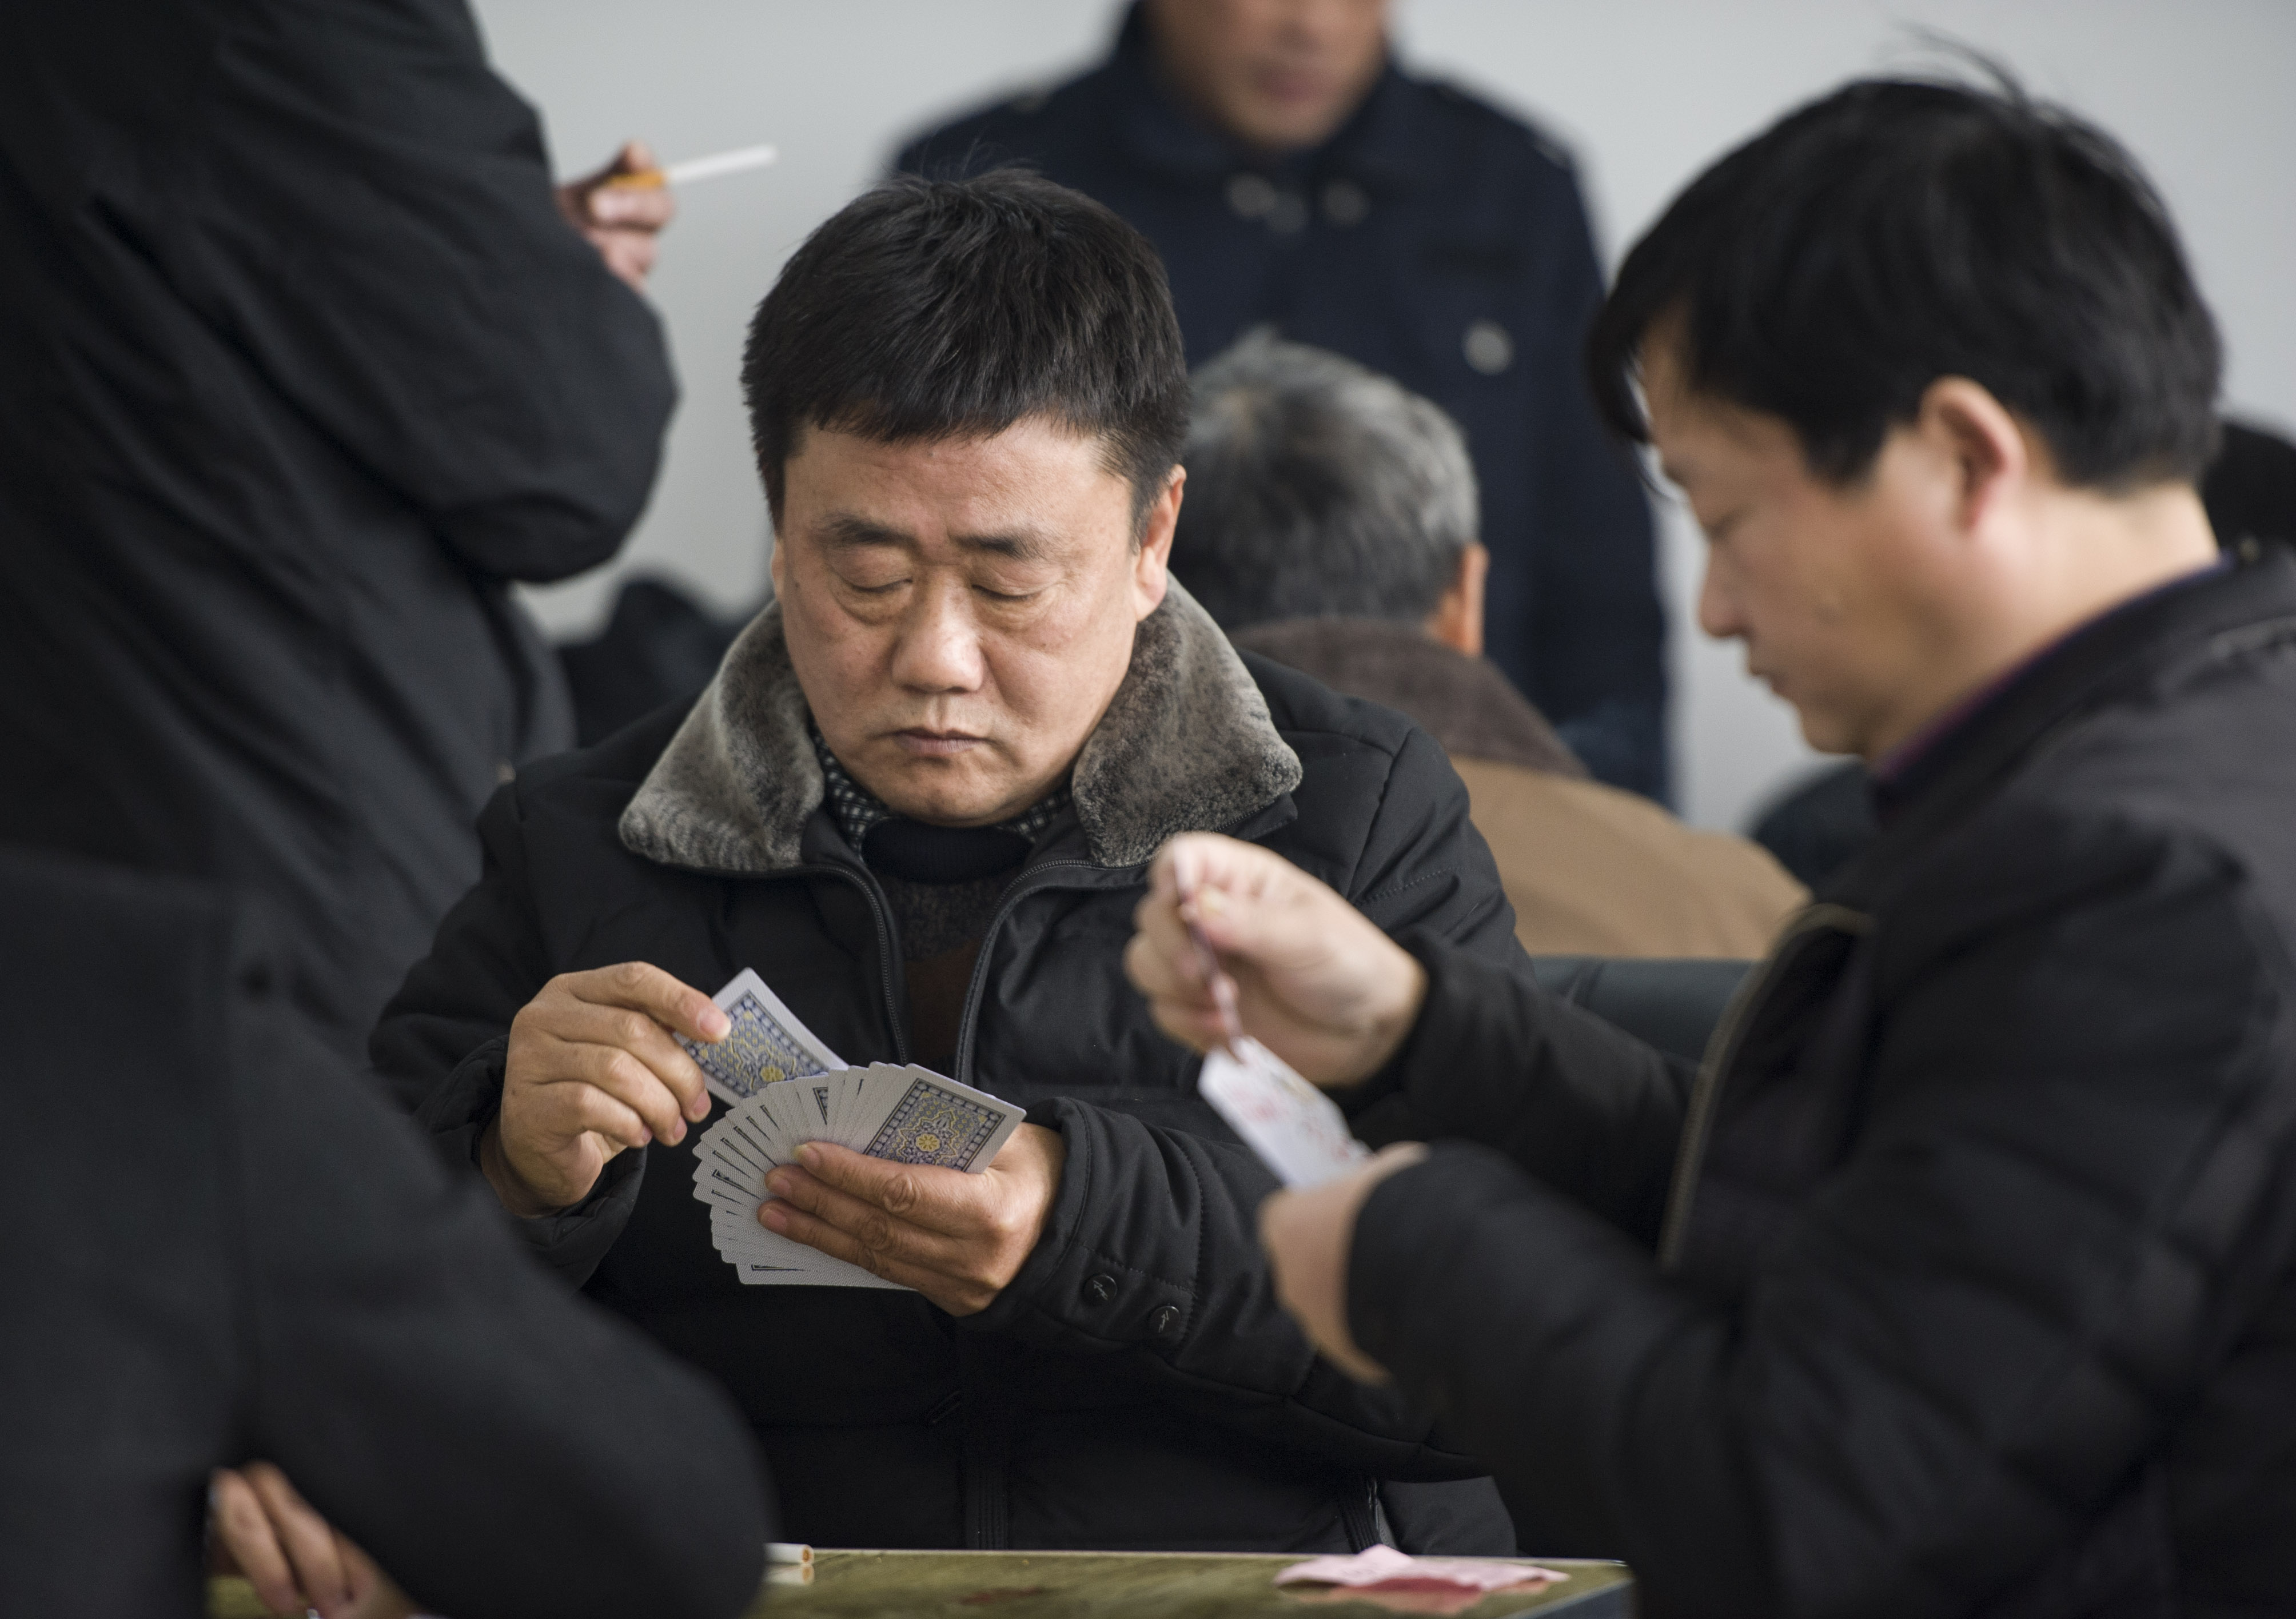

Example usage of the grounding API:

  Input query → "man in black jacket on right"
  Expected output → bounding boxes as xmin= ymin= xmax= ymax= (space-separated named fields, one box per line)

xmin=1129 ymin=78 xmax=2296 ymax=1616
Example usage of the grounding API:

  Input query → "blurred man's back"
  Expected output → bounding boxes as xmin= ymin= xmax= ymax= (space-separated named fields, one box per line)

xmin=0 ymin=848 xmax=768 ymax=1618
xmin=1178 ymin=333 xmax=1803 ymax=957
xmin=0 ymin=0 xmax=676 ymax=1062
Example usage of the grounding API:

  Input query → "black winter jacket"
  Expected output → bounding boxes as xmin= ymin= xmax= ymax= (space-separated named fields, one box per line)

xmin=1344 ymin=555 xmax=2296 ymax=1617
xmin=374 ymin=587 xmax=1525 ymax=1554
xmin=0 ymin=0 xmax=675 ymax=1063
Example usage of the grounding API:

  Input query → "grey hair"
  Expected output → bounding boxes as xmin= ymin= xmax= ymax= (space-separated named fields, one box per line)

xmin=1170 ymin=330 xmax=1478 ymax=628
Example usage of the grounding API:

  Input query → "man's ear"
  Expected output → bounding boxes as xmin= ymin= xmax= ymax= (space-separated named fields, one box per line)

xmin=1918 ymin=377 xmax=2032 ymax=536
xmin=1423 ymin=542 xmax=1488 ymax=657
xmin=1131 ymin=464 xmax=1183 ymax=620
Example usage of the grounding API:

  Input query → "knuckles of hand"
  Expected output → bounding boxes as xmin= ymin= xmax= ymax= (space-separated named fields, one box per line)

xmin=876 ymin=1169 xmax=922 ymax=1217
xmin=853 ymin=1210 xmax=899 ymax=1254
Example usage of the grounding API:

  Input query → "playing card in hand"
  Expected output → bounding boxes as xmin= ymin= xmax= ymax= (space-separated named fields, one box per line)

xmin=1197 ymin=1036 xmax=1370 ymax=1189
xmin=679 ymin=968 xmax=843 ymax=1105
xmin=680 ymin=982 xmax=1025 ymax=1289
xmin=843 ymin=1064 xmax=1025 ymax=1171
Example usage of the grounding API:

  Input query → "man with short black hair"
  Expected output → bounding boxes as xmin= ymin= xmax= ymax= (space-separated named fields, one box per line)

xmin=1129 ymin=78 xmax=2296 ymax=1613
xmin=1175 ymin=332 xmax=1803 ymax=957
xmin=376 ymin=170 xmax=1521 ymax=1555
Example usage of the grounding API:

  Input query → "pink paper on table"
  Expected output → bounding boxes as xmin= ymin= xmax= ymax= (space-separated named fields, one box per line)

xmin=1275 ymin=1545 xmax=1570 ymax=1593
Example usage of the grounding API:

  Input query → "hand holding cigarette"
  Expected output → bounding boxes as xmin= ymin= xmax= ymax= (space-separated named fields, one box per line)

xmin=556 ymin=139 xmax=677 ymax=292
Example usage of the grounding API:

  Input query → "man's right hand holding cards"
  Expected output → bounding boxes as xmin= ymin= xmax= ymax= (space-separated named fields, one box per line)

xmin=481 ymin=960 xmax=1062 ymax=1315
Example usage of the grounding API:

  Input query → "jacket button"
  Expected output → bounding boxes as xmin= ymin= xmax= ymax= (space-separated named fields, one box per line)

xmin=1083 ymin=1273 xmax=1117 ymax=1305
xmin=1463 ymin=318 xmax=1514 ymax=376
xmin=1321 ymin=178 xmax=1369 ymax=226
xmin=1149 ymin=1303 xmax=1182 ymax=1338
xmin=1226 ymin=173 xmax=1276 ymax=220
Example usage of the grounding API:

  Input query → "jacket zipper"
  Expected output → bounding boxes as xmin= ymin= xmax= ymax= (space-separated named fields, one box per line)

xmin=1656 ymin=901 xmax=1872 ymax=1270
xmin=948 ymin=858 xmax=1106 ymax=1086
xmin=784 ymin=862 xmax=910 ymax=1064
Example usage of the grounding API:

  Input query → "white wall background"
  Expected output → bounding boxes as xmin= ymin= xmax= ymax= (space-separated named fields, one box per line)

xmin=475 ymin=0 xmax=2296 ymax=830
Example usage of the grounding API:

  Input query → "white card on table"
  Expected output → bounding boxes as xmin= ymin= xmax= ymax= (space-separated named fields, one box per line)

xmin=1197 ymin=1037 xmax=1370 ymax=1189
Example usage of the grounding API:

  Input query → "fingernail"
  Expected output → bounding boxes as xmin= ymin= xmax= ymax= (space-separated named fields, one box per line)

xmin=639 ymin=1127 xmax=653 ymax=1146
xmin=704 ymin=1009 xmax=731 ymax=1040
xmin=1198 ymin=888 xmax=1228 ymax=916
xmin=668 ymin=1122 xmax=685 ymax=1145
xmin=760 ymin=1201 xmax=789 ymax=1231
xmin=765 ymin=1169 xmax=789 ymax=1195
xmin=688 ymin=1096 xmax=710 ymax=1122
xmin=796 ymin=1143 xmax=820 ymax=1169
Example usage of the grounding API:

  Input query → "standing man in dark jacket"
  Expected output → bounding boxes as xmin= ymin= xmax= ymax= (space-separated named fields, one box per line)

xmin=0 ymin=0 xmax=677 ymax=1063
xmin=897 ymin=1 xmax=1666 ymax=800
xmin=374 ymin=171 xmax=1525 ymax=1556
xmin=0 ymin=848 xmax=770 ymax=1619
xmin=1129 ymin=79 xmax=2296 ymax=1616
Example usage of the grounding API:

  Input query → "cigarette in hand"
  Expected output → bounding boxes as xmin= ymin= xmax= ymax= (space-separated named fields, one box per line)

xmin=607 ymin=143 xmax=779 ymax=189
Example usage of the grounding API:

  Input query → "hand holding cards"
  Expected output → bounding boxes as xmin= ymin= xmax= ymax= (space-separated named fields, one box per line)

xmin=681 ymin=970 xmax=1025 ymax=1289
xmin=1176 ymin=871 xmax=1370 ymax=1190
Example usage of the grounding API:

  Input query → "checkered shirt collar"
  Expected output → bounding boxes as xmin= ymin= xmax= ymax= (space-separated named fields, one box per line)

xmin=808 ymin=724 xmax=1073 ymax=852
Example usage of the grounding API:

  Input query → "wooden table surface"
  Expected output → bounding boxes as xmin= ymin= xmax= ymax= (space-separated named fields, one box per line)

xmin=210 ymin=1549 xmax=1633 ymax=1619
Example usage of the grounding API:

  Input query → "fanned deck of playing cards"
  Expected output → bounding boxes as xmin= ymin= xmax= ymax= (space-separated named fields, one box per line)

xmin=683 ymin=970 xmax=1024 ymax=1289
xmin=1197 ymin=1036 xmax=1370 ymax=1189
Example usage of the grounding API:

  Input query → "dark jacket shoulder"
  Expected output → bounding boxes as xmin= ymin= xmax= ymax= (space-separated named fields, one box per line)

xmin=895 ymin=55 xmax=1121 ymax=177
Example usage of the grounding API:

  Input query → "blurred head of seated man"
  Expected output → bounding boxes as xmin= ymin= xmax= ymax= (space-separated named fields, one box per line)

xmin=372 ymin=169 xmax=1527 ymax=1556
xmin=1142 ymin=0 xmax=1390 ymax=154
xmin=1123 ymin=74 xmax=2296 ymax=1616
xmin=1174 ymin=331 xmax=1805 ymax=958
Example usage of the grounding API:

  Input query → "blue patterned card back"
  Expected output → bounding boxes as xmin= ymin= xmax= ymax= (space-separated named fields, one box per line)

xmin=684 ymin=988 xmax=830 ymax=1099
xmin=863 ymin=1077 xmax=1004 ymax=1170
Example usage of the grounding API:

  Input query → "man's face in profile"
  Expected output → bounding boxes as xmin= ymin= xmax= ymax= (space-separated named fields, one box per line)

xmin=772 ymin=418 xmax=1179 ymax=827
xmin=1643 ymin=331 xmax=1959 ymax=761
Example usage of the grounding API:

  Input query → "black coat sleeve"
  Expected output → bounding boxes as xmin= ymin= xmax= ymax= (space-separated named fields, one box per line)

xmin=1361 ymin=933 xmax=1689 ymax=1243
xmin=169 ymin=0 xmax=675 ymax=581
xmin=370 ymin=779 xmax=648 ymax=1279
xmin=235 ymin=925 xmax=767 ymax=1618
xmin=964 ymin=725 xmax=1529 ymax=1479
xmin=1347 ymin=830 xmax=2296 ymax=1617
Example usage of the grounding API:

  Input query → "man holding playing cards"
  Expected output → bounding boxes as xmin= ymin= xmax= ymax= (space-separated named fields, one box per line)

xmin=1127 ymin=79 xmax=2296 ymax=1617
xmin=373 ymin=170 xmax=1526 ymax=1554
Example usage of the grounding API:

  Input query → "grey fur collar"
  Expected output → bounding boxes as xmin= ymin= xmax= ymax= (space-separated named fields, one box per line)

xmin=619 ymin=581 xmax=1302 ymax=875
